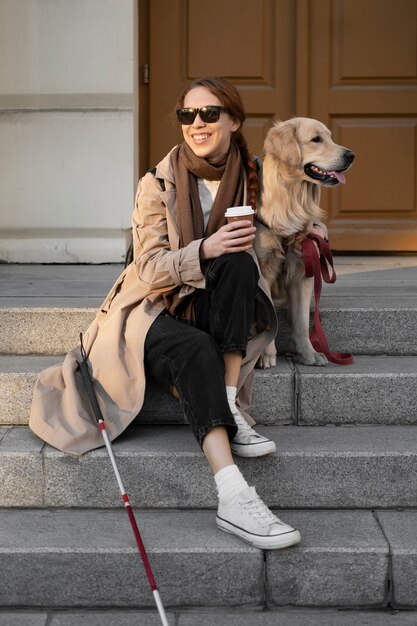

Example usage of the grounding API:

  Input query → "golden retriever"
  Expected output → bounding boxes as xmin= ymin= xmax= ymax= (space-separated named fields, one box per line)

xmin=254 ymin=117 xmax=355 ymax=368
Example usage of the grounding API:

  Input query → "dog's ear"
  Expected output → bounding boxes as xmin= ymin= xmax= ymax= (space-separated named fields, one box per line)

xmin=264 ymin=121 xmax=302 ymax=168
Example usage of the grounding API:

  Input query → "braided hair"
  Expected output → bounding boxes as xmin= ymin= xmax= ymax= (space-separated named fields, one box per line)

xmin=176 ymin=77 xmax=259 ymax=211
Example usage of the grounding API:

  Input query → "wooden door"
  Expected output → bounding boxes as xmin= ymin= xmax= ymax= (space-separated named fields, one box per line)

xmin=144 ymin=0 xmax=296 ymax=168
xmin=141 ymin=0 xmax=417 ymax=251
xmin=298 ymin=0 xmax=417 ymax=251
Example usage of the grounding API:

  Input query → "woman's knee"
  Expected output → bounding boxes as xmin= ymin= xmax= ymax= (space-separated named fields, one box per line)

xmin=216 ymin=251 xmax=258 ymax=280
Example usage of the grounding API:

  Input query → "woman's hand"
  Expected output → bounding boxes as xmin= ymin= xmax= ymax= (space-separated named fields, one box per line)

xmin=200 ymin=220 xmax=256 ymax=260
xmin=293 ymin=223 xmax=326 ymax=258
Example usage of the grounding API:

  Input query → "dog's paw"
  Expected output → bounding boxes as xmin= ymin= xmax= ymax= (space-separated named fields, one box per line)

xmin=256 ymin=340 xmax=277 ymax=369
xmin=296 ymin=351 xmax=328 ymax=366
xmin=256 ymin=352 xmax=277 ymax=369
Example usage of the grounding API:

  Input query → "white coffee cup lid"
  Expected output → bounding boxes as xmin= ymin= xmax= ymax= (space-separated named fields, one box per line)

xmin=224 ymin=206 xmax=255 ymax=217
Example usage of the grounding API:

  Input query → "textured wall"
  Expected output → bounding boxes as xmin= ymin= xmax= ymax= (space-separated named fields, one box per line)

xmin=0 ymin=0 xmax=136 ymax=262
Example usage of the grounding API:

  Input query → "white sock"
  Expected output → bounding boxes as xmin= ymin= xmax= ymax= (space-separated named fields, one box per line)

xmin=214 ymin=464 xmax=249 ymax=503
xmin=226 ymin=385 xmax=238 ymax=413
xmin=226 ymin=385 xmax=249 ymax=429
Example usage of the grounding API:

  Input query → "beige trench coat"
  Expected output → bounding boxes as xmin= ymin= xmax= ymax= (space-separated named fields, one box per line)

xmin=29 ymin=148 xmax=278 ymax=456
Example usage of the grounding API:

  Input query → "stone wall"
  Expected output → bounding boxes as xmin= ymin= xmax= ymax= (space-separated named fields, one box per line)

xmin=0 ymin=0 xmax=137 ymax=262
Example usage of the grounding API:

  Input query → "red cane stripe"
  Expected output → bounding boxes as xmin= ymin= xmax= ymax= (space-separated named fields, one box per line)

xmin=122 ymin=493 xmax=129 ymax=503
xmin=99 ymin=421 xmax=106 ymax=431
xmin=125 ymin=505 xmax=158 ymax=591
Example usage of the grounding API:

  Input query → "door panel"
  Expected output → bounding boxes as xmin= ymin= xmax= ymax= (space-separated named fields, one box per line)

xmin=302 ymin=0 xmax=417 ymax=251
xmin=148 ymin=0 xmax=295 ymax=166
xmin=339 ymin=0 xmax=416 ymax=80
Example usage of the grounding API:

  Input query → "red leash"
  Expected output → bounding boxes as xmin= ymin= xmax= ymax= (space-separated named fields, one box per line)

xmin=302 ymin=234 xmax=353 ymax=365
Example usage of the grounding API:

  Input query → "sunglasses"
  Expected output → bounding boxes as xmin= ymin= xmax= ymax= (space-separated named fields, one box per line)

xmin=176 ymin=105 xmax=229 ymax=125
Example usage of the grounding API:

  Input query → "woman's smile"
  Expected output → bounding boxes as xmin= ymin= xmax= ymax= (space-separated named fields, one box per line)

xmin=191 ymin=132 xmax=212 ymax=144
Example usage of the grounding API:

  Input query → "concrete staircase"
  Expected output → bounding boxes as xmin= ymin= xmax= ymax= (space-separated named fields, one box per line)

xmin=1 ymin=259 xmax=417 ymax=625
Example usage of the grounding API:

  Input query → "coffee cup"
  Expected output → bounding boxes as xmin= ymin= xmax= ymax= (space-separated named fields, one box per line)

xmin=224 ymin=206 xmax=255 ymax=225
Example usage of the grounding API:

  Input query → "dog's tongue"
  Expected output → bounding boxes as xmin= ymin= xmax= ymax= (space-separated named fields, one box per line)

xmin=328 ymin=170 xmax=346 ymax=184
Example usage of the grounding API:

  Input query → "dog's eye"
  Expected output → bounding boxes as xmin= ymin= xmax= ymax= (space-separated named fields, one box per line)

xmin=311 ymin=136 xmax=322 ymax=143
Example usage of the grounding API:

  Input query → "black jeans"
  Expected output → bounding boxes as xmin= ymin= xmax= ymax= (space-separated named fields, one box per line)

xmin=144 ymin=252 xmax=259 ymax=446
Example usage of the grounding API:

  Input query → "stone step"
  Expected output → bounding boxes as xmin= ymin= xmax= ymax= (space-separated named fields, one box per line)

xmin=0 ymin=303 xmax=416 ymax=356
xmin=0 ymin=307 xmax=96 ymax=355
xmin=2 ymin=609 xmax=416 ymax=626
xmin=295 ymin=355 xmax=417 ymax=426
xmin=1 ymin=259 xmax=417 ymax=356
xmin=2 ymin=424 xmax=417 ymax=509
xmin=0 ymin=354 xmax=290 ymax=427
xmin=0 ymin=356 xmax=63 ymax=426
xmin=1 ymin=354 xmax=416 ymax=427
xmin=2 ymin=262 xmax=416 ymax=618
xmin=2 ymin=507 xmax=414 ymax=610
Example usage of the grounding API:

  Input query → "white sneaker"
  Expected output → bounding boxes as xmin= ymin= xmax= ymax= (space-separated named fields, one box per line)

xmin=217 ymin=486 xmax=301 ymax=550
xmin=230 ymin=409 xmax=276 ymax=457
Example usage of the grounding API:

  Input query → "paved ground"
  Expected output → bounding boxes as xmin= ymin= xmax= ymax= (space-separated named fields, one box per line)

xmin=1 ymin=256 xmax=417 ymax=308
xmin=1 ymin=608 xmax=417 ymax=626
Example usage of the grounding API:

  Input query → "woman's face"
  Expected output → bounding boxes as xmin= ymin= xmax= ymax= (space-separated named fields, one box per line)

xmin=181 ymin=86 xmax=240 ymax=161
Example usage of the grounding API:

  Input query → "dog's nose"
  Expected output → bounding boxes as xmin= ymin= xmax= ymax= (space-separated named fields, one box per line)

xmin=344 ymin=150 xmax=355 ymax=164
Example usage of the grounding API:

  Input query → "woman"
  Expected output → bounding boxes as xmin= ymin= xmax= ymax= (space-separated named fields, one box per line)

xmin=30 ymin=77 xmax=306 ymax=550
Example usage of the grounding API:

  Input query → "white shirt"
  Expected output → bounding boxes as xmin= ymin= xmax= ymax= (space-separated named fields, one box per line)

xmin=198 ymin=178 xmax=221 ymax=229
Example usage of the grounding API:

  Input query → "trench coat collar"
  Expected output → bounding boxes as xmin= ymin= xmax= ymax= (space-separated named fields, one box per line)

xmin=154 ymin=146 xmax=178 ymax=187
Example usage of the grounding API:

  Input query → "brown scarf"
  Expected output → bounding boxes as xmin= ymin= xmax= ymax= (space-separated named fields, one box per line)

xmin=171 ymin=140 xmax=245 ymax=247
xmin=164 ymin=141 xmax=245 ymax=318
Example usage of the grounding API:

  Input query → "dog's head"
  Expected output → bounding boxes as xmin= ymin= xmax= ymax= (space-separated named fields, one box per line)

xmin=264 ymin=118 xmax=355 ymax=187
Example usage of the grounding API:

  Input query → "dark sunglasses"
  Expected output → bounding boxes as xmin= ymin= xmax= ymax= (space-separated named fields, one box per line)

xmin=176 ymin=105 xmax=229 ymax=125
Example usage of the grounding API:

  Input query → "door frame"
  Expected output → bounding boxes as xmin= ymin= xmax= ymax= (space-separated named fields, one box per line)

xmin=138 ymin=0 xmax=150 ymax=178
